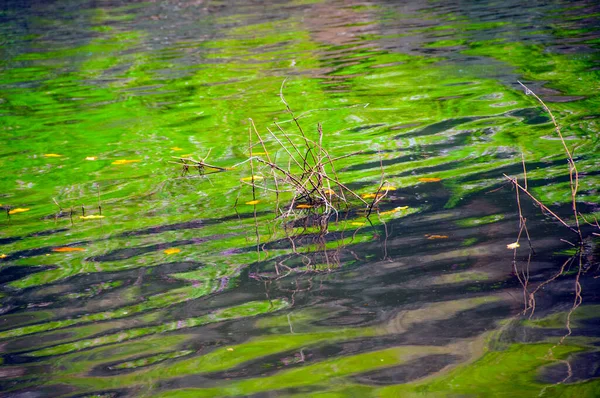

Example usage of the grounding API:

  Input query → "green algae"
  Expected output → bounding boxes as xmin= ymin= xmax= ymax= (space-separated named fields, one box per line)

xmin=0 ymin=1 xmax=599 ymax=397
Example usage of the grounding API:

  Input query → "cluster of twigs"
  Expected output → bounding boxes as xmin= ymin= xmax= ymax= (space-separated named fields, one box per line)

xmin=173 ymin=81 xmax=390 ymax=220
xmin=242 ymin=83 xmax=374 ymax=218
xmin=505 ymin=82 xmax=600 ymax=376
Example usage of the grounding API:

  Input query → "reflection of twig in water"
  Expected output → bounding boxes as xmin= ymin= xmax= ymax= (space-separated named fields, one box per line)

xmin=506 ymin=84 xmax=597 ymax=381
xmin=558 ymin=250 xmax=583 ymax=345
xmin=513 ymin=249 xmax=532 ymax=314
xmin=540 ymin=253 xmax=582 ymax=394
xmin=516 ymin=81 xmax=582 ymax=241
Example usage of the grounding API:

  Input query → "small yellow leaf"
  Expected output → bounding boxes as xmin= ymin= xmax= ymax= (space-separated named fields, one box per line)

xmin=240 ymin=176 xmax=264 ymax=182
xmin=506 ymin=242 xmax=520 ymax=249
xmin=164 ymin=248 xmax=181 ymax=255
xmin=323 ymin=189 xmax=335 ymax=195
xmin=8 ymin=208 xmax=30 ymax=215
xmin=44 ymin=154 xmax=62 ymax=158
xmin=171 ymin=147 xmax=183 ymax=151
xmin=418 ymin=177 xmax=442 ymax=183
xmin=112 ymin=159 xmax=141 ymax=165
xmin=85 ymin=156 xmax=97 ymax=161
xmin=351 ymin=222 xmax=366 ymax=226
xmin=362 ymin=193 xmax=384 ymax=199
xmin=251 ymin=151 xmax=268 ymax=156
xmin=52 ymin=247 xmax=86 ymax=252
xmin=80 ymin=215 xmax=105 ymax=220
xmin=296 ymin=204 xmax=313 ymax=209
xmin=0 ymin=254 xmax=7 ymax=259
xmin=426 ymin=234 xmax=449 ymax=240
xmin=226 ymin=348 xmax=234 ymax=352
xmin=379 ymin=206 xmax=409 ymax=215
xmin=381 ymin=185 xmax=396 ymax=191
xmin=245 ymin=200 xmax=260 ymax=205
xmin=180 ymin=154 xmax=193 ymax=157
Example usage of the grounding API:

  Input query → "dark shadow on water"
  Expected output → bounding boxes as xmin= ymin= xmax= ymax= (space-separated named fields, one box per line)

xmin=354 ymin=354 xmax=459 ymax=385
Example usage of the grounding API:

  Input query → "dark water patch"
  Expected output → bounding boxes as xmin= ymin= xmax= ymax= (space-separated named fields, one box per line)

xmin=349 ymin=123 xmax=386 ymax=133
xmin=394 ymin=117 xmax=481 ymax=139
xmin=0 ymin=265 xmax=54 ymax=285
xmin=0 ymin=228 xmax=68 ymax=247
xmin=119 ymin=212 xmax=270 ymax=237
xmin=345 ymin=153 xmax=429 ymax=172
xmin=508 ymin=107 xmax=551 ymax=125
xmin=0 ymin=236 xmax=21 ymax=246
xmin=119 ymin=220 xmax=205 ymax=237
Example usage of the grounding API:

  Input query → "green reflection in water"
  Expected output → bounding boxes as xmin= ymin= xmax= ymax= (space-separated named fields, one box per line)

xmin=26 ymin=299 xmax=289 ymax=357
xmin=0 ymin=0 xmax=599 ymax=397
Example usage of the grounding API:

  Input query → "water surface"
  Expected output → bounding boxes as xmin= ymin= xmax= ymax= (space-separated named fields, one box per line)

xmin=1 ymin=0 xmax=600 ymax=396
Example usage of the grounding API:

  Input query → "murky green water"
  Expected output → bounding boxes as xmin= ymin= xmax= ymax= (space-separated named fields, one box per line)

xmin=1 ymin=0 xmax=600 ymax=396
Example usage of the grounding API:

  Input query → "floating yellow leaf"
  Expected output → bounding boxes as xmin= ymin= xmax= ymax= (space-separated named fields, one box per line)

xmin=8 ymin=208 xmax=30 ymax=215
xmin=85 ymin=156 xmax=97 ymax=161
xmin=44 ymin=154 xmax=62 ymax=158
xmin=506 ymin=242 xmax=520 ymax=249
xmin=180 ymin=154 xmax=192 ymax=157
xmin=351 ymin=222 xmax=366 ymax=226
xmin=361 ymin=193 xmax=384 ymax=199
xmin=240 ymin=176 xmax=264 ymax=182
xmin=381 ymin=185 xmax=396 ymax=191
xmin=164 ymin=248 xmax=181 ymax=255
xmin=226 ymin=348 xmax=234 ymax=352
xmin=323 ymin=189 xmax=335 ymax=195
xmin=80 ymin=215 xmax=105 ymax=220
xmin=251 ymin=151 xmax=268 ymax=156
xmin=171 ymin=147 xmax=183 ymax=151
xmin=112 ymin=159 xmax=141 ymax=165
xmin=52 ymin=247 xmax=86 ymax=252
xmin=0 ymin=254 xmax=7 ymax=259
xmin=426 ymin=234 xmax=449 ymax=240
xmin=296 ymin=204 xmax=313 ymax=209
xmin=379 ymin=206 xmax=409 ymax=215
xmin=418 ymin=177 xmax=442 ymax=183
xmin=245 ymin=200 xmax=260 ymax=205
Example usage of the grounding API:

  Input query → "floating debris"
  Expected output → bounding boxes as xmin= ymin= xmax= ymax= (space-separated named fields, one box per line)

xmin=80 ymin=215 xmax=105 ymax=220
xmin=426 ymin=234 xmax=449 ymax=240
xmin=240 ymin=176 xmax=264 ymax=182
xmin=112 ymin=159 xmax=141 ymax=165
xmin=8 ymin=208 xmax=30 ymax=215
xmin=52 ymin=247 xmax=86 ymax=252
